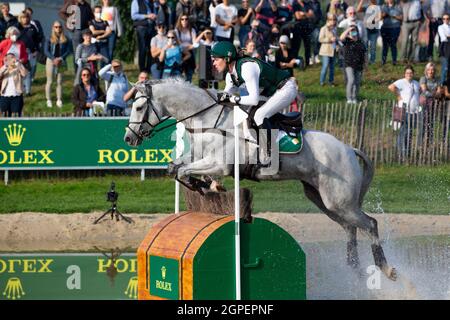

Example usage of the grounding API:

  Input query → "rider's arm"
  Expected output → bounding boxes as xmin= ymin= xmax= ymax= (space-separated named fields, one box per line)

xmin=233 ymin=62 xmax=260 ymax=106
xmin=224 ymin=73 xmax=239 ymax=95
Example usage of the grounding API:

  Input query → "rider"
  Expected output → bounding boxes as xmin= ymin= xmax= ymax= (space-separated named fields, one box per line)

xmin=210 ymin=41 xmax=298 ymax=163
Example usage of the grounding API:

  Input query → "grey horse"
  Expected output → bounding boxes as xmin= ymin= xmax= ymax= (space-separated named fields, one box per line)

xmin=124 ymin=79 xmax=397 ymax=281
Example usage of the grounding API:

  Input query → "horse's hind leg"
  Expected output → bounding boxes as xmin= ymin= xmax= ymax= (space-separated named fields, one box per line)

xmin=345 ymin=210 xmax=397 ymax=281
xmin=302 ymin=182 xmax=360 ymax=269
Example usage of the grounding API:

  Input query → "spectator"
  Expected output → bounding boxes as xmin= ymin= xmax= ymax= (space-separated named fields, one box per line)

xmin=193 ymin=0 xmax=210 ymax=32
xmin=24 ymin=7 xmax=44 ymax=50
xmin=194 ymin=27 xmax=216 ymax=46
xmin=419 ymin=62 xmax=441 ymax=144
xmin=380 ymin=0 xmax=402 ymax=65
xmin=74 ymin=30 xmax=108 ymax=85
xmin=101 ymin=0 xmax=123 ymax=62
xmin=44 ymin=21 xmax=70 ymax=109
xmin=245 ymin=19 xmax=266 ymax=56
xmin=0 ymin=27 xmax=28 ymax=68
xmin=0 ymin=3 xmax=19 ymax=41
xmin=150 ymin=22 xmax=168 ymax=79
xmin=123 ymin=71 xmax=150 ymax=103
xmin=327 ymin=0 xmax=347 ymax=23
xmin=59 ymin=0 xmax=94 ymax=70
xmin=276 ymin=0 xmax=294 ymax=35
xmin=131 ymin=0 xmax=157 ymax=72
xmin=238 ymin=0 xmax=254 ymax=48
xmin=275 ymin=35 xmax=297 ymax=77
xmin=441 ymin=71 xmax=450 ymax=144
xmin=425 ymin=0 xmax=449 ymax=61
xmin=340 ymin=24 xmax=367 ymax=104
xmin=99 ymin=60 xmax=131 ymax=116
xmin=159 ymin=30 xmax=191 ymax=79
xmin=0 ymin=53 xmax=27 ymax=117
xmin=176 ymin=0 xmax=195 ymax=23
xmin=338 ymin=6 xmax=365 ymax=41
xmin=310 ymin=0 xmax=323 ymax=65
xmin=18 ymin=12 xmax=40 ymax=96
xmin=215 ymin=0 xmax=238 ymax=43
xmin=388 ymin=65 xmax=422 ymax=160
xmin=175 ymin=14 xmax=197 ymax=82
xmin=319 ymin=13 xmax=337 ymax=87
xmin=72 ymin=67 xmax=105 ymax=117
xmin=292 ymin=0 xmax=315 ymax=67
xmin=399 ymin=0 xmax=422 ymax=63
xmin=209 ymin=0 xmax=222 ymax=32
xmin=253 ymin=0 xmax=277 ymax=28
xmin=90 ymin=6 xmax=112 ymax=68
xmin=438 ymin=14 xmax=450 ymax=85
xmin=245 ymin=39 xmax=261 ymax=58
xmin=157 ymin=0 xmax=173 ymax=30
xmin=357 ymin=0 xmax=382 ymax=65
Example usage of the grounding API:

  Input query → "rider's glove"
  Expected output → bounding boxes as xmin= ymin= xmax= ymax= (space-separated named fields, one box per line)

xmin=230 ymin=95 xmax=241 ymax=104
xmin=217 ymin=92 xmax=231 ymax=102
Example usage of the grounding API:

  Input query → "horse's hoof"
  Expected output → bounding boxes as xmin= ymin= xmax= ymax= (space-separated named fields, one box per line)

xmin=168 ymin=163 xmax=181 ymax=176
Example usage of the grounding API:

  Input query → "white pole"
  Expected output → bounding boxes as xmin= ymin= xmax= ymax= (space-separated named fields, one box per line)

xmin=175 ymin=123 xmax=185 ymax=214
xmin=233 ymin=106 xmax=243 ymax=301
xmin=4 ymin=170 xmax=8 ymax=186
xmin=140 ymin=169 xmax=145 ymax=182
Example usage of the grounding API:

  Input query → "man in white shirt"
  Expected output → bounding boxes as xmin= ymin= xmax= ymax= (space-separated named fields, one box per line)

xmin=388 ymin=65 xmax=421 ymax=159
xmin=338 ymin=6 xmax=366 ymax=43
xmin=438 ymin=14 xmax=450 ymax=84
xmin=214 ymin=0 xmax=238 ymax=42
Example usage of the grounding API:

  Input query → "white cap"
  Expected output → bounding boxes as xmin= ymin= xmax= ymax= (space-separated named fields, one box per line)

xmin=279 ymin=35 xmax=290 ymax=46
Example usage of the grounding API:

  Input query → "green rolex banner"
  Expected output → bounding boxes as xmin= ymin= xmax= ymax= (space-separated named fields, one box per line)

xmin=0 ymin=118 xmax=177 ymax=169
xmin=0 ymin=253 xmax=137 ymax=300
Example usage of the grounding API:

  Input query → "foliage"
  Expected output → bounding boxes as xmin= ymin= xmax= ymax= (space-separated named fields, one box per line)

xmin=112 ymin=0 xmax=136 ymax=63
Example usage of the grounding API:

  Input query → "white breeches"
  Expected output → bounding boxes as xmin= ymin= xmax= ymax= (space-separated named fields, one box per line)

xmin=253 ymin=78 xmax=298 ymax=126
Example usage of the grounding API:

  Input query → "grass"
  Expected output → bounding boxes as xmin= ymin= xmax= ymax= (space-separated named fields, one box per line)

xmin=1 ymin=165 xmax=449 ymax=214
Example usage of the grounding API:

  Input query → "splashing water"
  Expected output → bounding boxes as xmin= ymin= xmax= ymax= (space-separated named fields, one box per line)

xmin=302 ymin=235 xmax=449 ymax=300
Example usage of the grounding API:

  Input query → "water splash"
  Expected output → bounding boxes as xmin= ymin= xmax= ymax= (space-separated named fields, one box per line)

xmin=302 ymin=236 xmax=449 ymax=300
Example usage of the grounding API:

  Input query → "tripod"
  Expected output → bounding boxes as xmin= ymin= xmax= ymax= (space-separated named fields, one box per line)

xmin=93 ymin=182 xmax=133 ymax=225
xmin=93 ymin=201 xmax=133 ymax=225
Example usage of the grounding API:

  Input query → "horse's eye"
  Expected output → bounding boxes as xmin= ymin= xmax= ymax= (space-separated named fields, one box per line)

xmin=136 ymin=106 xmax=144 ymax=112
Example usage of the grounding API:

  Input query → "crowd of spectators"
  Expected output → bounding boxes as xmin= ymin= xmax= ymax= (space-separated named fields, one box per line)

xmin=0 ymin=0 xmax=448 ymax=122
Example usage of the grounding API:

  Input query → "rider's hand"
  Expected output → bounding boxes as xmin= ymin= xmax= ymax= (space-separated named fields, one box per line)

xmin=217 ymin=92 xmax=231 ymax=102
xmin=230 ymin=95 xmax=241 ymax=104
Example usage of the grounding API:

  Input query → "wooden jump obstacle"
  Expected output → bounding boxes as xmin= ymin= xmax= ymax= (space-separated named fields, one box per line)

xmin=137 ymin=188 xmax=306 ymax=300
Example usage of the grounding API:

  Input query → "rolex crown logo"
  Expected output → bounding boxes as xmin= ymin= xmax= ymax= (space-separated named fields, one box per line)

xmin=161 ymin=266 xmax=167 ymax=280
xmin=4 ymin=123 xmax=26 ymax=147
xmin=124 ymin=276 xmax=138 ymax=299
xmin=3 ymin=277 xmax=26 ymax=300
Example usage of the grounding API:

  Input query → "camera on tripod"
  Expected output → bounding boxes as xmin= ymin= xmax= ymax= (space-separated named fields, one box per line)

xmin=107 ymin=182 xmax=119 ymax=203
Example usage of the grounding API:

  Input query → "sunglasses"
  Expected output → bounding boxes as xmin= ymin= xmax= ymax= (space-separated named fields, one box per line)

xmin=167 ymin=36 xmax=175 ymax=39
xmin=181 ymin=18 xmax=188 ymax=21
xmin=54 ymin=26 xmax=62 ymax=29
xmin=348 ymin=12 xmax=355 ymax=15
xmin=81 ymin=73 xmax=91 ymax=77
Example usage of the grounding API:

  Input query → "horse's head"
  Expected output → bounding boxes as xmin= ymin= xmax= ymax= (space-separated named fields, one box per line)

xmin=124 ymin=81 xmax=162 ymax=147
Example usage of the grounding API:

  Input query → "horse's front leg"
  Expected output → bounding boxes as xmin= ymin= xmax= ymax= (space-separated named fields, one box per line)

xmin=177 ymin=156 xmax=231 ymax=179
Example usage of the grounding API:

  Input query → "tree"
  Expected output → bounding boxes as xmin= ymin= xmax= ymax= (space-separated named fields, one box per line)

xmin=113 ymin=0 xmax=137 ymax=63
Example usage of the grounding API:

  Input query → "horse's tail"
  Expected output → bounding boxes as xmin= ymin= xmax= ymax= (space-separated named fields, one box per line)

xmin=353 ymin=148 xmax=374 ymax=207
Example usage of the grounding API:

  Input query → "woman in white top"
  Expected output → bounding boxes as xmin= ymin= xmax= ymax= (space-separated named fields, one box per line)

xmin=194 ymin=27 xmax=216 ymax=47
xmin=175 ymin=14 xmax=197 ymax=82
xmin=101 ymin=0 xmax=123 ymax=62
xmin=388 ymin=65 xmax=422 ymax=160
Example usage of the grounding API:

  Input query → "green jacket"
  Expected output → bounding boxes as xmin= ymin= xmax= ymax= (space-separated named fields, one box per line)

xmin=233 ymin=57 xmax=291 ymax=96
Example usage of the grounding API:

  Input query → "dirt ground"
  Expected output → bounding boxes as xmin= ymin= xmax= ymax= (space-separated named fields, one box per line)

xmin=0 ymin=212 xmax=448 ymax=252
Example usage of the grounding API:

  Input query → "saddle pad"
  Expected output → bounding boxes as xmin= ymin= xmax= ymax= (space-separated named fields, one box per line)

xmin=277 ymin=130 xmax=303 ymax=154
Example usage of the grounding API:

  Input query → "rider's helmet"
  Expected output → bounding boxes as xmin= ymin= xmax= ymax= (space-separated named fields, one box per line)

xmin=211 ymin=41 xmax=237 ymax=62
